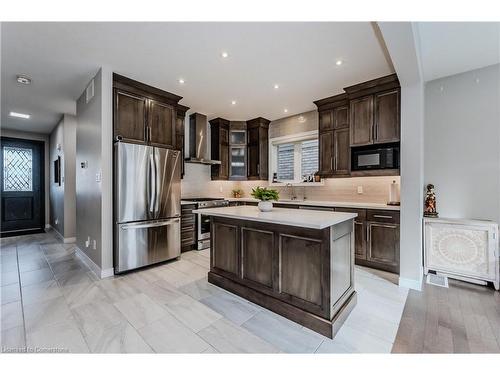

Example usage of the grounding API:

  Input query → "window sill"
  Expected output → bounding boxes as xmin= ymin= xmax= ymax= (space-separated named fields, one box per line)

xmin=269 ymin=181 xmax=325 ymax=187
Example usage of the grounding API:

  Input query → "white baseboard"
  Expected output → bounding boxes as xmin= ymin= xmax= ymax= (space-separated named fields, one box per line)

xmin=63 ymin=237 xmax=76 ymax=244
xmin=399 ymin=273 xmax=423 ymax=291
xmin=48 ymin=225 xmax=76 ymax=244
xmin=75 ymin=246 xmax=114 ymax=280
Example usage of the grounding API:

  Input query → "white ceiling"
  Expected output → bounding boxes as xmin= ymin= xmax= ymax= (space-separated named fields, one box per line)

xmin=1 ymin=22 xmax=394 ymax=134
xmin=417 ymin=22 xmax=500 ymax=82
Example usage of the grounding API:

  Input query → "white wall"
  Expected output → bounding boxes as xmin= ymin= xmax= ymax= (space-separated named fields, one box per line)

xmin=1 ymin=129 xmax=50 ymax=228
xmin=425 ymin=64 xmax=500 ymax=223
xmin=378 ymin=22 xmax=425 ymax=290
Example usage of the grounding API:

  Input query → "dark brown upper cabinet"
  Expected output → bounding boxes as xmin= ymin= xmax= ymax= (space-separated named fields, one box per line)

xmin=114 ymin=90 xmax=147 ymax=142
xmin=148 ymin=100 xmax=175 ymax=147
xmin=349 ymin=95 xmax=373 ymax=146
xmin=228 ymin=122 xmax=247 ymax=180
xmin=314 ymin=93 xmax=350 ymax=178
xmin=344 ymin=74 xmax=400 ymax=147
xmin=113 ymin=74 xmax=186 ymax=149
xmin=176 ymin=105 xmax=189 ymax=179
xmin=333 ymin=127 xmax=350 ymax=175
xmin=246 ymin=117 xmax=270 ymax=180
xmin=210 ymin=117 xmax=230 ymax=180
xmin=318 ymin=131 xmax=334 ymax=176
xmin=374 ymin=89 xmax=400 ymax=143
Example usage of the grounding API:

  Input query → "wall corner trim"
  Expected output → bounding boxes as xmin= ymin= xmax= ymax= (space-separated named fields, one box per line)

xmin=75 ymin=246 xmax=114 ymax=279
xmin=399 ymin=273 xmax=423 ymax=291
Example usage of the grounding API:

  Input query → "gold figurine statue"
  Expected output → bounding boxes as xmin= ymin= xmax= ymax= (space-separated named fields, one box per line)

xmin=424 ymin=184 xmax=438 ymax=218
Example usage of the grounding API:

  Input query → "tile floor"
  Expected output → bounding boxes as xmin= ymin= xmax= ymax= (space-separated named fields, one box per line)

xmin=0 ymin=231 xmax=408 ymax=353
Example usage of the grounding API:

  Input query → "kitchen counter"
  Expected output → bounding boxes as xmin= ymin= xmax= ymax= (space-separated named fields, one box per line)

xmin=182 ymin=197 xmax=400 ymax=210
xmin=200 ymin=204 xmax=357 ymax=339
xmin=225 ymin=197 xmax=400 ymax=211
xmin=193 ymin=205 xmax=356 ymax=229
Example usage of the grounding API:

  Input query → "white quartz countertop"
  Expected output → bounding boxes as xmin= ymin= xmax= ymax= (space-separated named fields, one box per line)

xmin=192 ymin=206 xmax=357 ymax=229
xmin=224 ymin=198 xmax=400 ymax=211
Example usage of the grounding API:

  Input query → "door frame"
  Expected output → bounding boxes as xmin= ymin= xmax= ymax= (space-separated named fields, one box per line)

xmin=0 ymin=136 xmax=46 ymax=237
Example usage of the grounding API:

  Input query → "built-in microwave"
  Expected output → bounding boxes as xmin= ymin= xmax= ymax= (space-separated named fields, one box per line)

xmin=351 ymin=144 xmax=399 ymax=171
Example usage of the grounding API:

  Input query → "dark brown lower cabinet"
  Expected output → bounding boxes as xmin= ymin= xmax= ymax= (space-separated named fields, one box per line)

xmin=353 ymin=221 xmax=367 ymax=260
xmin=366 ymin=221 xmax=400 ymax=273
xmin=209 ymin=216 xmax=356 ymax=338
xmin=308 ymin=205 xmax=399 ymax=274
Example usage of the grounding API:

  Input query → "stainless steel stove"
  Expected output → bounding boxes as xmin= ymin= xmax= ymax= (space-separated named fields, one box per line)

xmin=182 ymin=198 xmax=229 ymax=250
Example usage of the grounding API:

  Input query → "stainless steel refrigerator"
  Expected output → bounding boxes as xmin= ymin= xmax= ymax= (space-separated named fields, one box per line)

xmin=114 ymin=142 xmax=181 ymax=273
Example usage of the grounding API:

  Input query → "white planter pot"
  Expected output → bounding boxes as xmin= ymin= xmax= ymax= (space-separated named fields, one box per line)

xmin=258 ymin=201 xmax=273 ymax=212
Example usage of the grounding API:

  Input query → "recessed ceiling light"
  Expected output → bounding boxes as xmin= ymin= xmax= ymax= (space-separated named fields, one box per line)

xmin=16 ymin=74 xmax=32 ymax=85
xmin=221 ymin=51 xmax=229 ymax=58
xmin=231 ymin=100 xmax=237 ymax=105
xmin=178 ymin=78 xmax=185 ymax=84
xmin=284 ymin=109 xmax=288 ymax=113
xmin=9 ymin=111 xmax=30 ymax=119
xmin=274 ymin=84 xmax=279 ymax=89
xmin=335 ymin=60 xmax=343 ymax=66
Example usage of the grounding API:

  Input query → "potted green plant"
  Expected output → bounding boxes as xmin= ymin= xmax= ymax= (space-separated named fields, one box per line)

xmin=250 ymin=186 xmax=279 ymax=212
xmin=231 ymin=188 xmax=243 ymax=199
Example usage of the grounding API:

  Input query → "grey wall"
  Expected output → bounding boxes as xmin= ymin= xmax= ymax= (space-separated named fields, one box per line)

xmin=75 ymin=67 xmax=113 ymax=274
xmin=49 ymin=114 xmax=77 ymax=239
xmin=425 ymin=64 xmax=500 ymax=223
xmin=63 ymin=114 xmax=77 ymax=238
xmin=1 ymin=129 xmax=50 ymax=228
xmin=76 ymin=68 xmax=106 ymax=271
xmin=49 ymin=118 xmax=65 ymax=235
xmin=269 ymin=110 xmax=318 ymax=138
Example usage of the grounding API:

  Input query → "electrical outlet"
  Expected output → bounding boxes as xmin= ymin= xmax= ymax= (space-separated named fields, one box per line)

xmin=357 ymin=186 xmax=363 ymax=194
xmin=92 ymin=240 xmax=97 ymax=250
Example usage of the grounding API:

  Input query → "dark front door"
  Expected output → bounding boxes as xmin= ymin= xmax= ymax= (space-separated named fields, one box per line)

xmin=1 ymin=137 xmax=44 ymax=236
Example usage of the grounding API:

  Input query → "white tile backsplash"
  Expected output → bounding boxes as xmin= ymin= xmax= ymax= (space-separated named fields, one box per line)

xmin=181 ymin=163 xmax=400 ymax=204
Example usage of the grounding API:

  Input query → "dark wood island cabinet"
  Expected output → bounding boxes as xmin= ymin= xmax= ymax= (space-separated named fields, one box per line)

xmin=194 ymin=206 xmax=358 ymax=338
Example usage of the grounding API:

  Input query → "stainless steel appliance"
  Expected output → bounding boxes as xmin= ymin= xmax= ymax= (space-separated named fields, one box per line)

xmin=185 ymin=113 xmax=222 ymax=165
xmin=114 ymin=142 xmax=181 ymax=273
xmin=181 ymin=198 xmax=229 ymax=250
xmin=351 ymin=144 xmax=399 ymax=171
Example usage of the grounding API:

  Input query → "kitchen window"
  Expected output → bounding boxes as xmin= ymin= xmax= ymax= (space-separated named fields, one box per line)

xmin=270 ymin=131 xmax=319 ymax=183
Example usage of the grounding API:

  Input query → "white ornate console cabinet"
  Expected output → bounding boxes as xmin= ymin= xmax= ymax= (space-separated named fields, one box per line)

xmin=424 ymin=217 xmax=499 ymax=290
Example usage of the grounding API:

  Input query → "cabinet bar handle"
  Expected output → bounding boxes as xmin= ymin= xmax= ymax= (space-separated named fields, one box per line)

xmin=373 ymin=214 xmax=393 ymax=219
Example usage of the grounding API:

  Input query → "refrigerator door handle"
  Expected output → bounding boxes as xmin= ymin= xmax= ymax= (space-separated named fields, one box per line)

xmin=149 ymin=152 xmax=156 ymax=215
xmin=121 ymin=218 xmax=180 ymax=230
xmin=154 ymin=149 xmax=160 ymax=218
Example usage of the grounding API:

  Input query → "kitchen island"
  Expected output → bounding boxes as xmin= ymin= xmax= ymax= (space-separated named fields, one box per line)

xmin=192 ymin=205 xmax=358 ymax=338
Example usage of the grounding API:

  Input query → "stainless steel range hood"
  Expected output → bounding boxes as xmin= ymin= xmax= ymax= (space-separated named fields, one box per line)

xmin=185 ymin=112 xmax=221 ymax=165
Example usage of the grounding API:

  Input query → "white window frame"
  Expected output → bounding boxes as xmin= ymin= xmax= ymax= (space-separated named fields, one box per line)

xmin=269 ymin=130 xmax=320 ymax=185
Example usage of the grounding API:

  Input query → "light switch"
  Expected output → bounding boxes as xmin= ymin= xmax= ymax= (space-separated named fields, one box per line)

xmin=96 ymin=172 xmax=102 ymax=182
xmin=357 ymin=186 xmax=363 ymax=194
